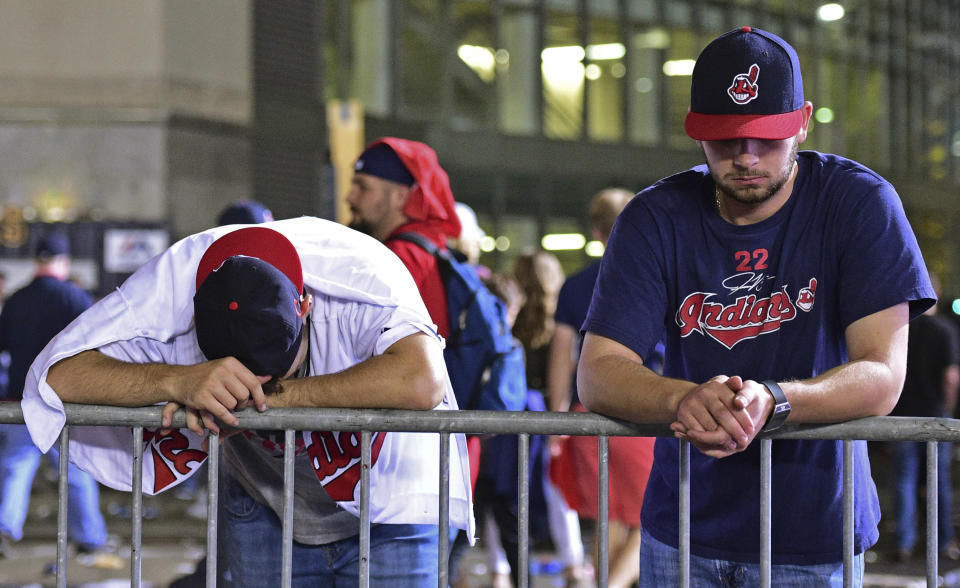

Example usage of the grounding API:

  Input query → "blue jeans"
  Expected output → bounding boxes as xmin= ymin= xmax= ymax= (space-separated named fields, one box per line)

xmin=891 ymin=440 xmax=954 ymax=551
xmin=639 ymin=528 xmax=863 ymax=588
xmin=0 ymin=423 xmax=108 ymax=549
xmin=220 ymin=473 xmax=440 ymax=587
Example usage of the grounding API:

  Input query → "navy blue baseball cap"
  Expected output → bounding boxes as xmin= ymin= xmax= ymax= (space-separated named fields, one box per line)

xmin=35 ymin=230 xmax=70 ymax=258
xmin=217 ymin=200 xmax=274 ymax=226
xmin=354 ymin=142 xmax=415 ymax=186
xmin=193 ymin=227 xmax=305 ymax=377
xmin=685 ymin=26 xmax=805 ymax=141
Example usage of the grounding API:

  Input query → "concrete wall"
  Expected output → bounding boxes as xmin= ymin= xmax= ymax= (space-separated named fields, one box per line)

xmin=0 ymin=0 xmax=252 ymax=229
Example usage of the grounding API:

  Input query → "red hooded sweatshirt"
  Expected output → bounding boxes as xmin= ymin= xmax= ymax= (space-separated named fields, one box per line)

xmin=369 ymin=137 xmax=461 ymax=338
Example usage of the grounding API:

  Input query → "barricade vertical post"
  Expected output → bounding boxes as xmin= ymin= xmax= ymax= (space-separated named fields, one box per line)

xmin=926 ymin=441 xmax=938 ymax=588
xmin=518 ymin=433 xmax=530 ymax=588
xmin=132 ymin=425 xmax=144 ymax=588
xmin=56 ymin=426 xmax=69 ymax=588
xmin=438 ymin=432 xmax=450 ymax=588
xmin=360 ymin=430 xmax=371 ymax=588
xmin=760 ymin=438 xmax=772 ymax=588
xmin=842 ymin=440 xmax=853 ymax=588
xmin=597 ymin=435 xmax=610 ymax=588
xmin=282 ymin=429 xmax=296 ymax=588
xmin=206 ymin=433 xmax=219 ymax=588
xmin=679 ymin=440 xmax=690 ymax=588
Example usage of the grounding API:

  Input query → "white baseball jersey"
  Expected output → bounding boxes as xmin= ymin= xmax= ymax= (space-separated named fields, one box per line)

xmin=22 ymin=216 xmax=474 ymax=535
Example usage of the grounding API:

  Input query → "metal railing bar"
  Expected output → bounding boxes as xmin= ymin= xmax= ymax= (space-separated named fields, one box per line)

xmin=23 ymin=405 xmax=960 ymax=442
xmin=842 ymin=440 xmax=853 ymax=588
xmin=679 ymin=440 xmax=690 ymax=588
xmin=518 ymin=433 xmax=530 ymax=588
xmin=926 ymin=441 xmax=938 ymax=588
xmin=206 ymin=434 xmax=219 ymax=588
xmin=760 ymin=438 xmax=771 ymax=588
xmin=10 ymin=404 xmax=960 ymax=587
xmin=132 ymin=425 xmax=144 ymax=588
xmin=282 ymin=429 xmax=295 ymax=588
xmin=438 ymin=431 xmax=450 ymax=588
xmin=597 ymin=435 xmax=610 ymax=588
xmin=56 ymin=426 xmax=69 ymax=588
xmin=360 ymin=430 xmax=371 ymax=588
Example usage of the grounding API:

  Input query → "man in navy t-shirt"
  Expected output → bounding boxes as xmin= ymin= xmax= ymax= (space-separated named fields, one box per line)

xmin=578 ymin=26 xmax=934 ymax=586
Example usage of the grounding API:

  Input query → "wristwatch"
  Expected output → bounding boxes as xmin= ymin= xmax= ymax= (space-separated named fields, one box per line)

xmin=761 ymin=380 xmax=791 ymax=432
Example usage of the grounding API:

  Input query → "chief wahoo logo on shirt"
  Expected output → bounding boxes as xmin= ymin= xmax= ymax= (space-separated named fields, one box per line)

xmin=675 ymin=277 xmax=818 ymax=350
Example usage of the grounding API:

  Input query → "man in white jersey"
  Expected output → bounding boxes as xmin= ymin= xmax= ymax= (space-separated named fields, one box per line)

xmin=22 ymin=217 xmax=473 ymax=586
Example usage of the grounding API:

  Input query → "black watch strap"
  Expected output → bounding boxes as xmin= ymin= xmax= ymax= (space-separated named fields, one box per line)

xmin=761 ymin=380 xmax=791 ymax=432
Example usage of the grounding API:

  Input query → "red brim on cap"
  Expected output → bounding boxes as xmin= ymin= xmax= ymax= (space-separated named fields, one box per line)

xmin=196 ymin=226 xmax=303 ymax=293
xmin=684 ymin=109 xmax=804 ymax=141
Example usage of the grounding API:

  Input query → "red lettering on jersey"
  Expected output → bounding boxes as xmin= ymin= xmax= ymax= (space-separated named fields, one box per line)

xmin=308 ymin=430 xmax=387 ymax=501
xmin=147 ymin=430 xmax=206 ymax=493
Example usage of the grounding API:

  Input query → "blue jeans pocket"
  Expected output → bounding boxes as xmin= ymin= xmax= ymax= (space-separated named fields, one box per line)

xmin=222 ymin=475 xmax=261 ymax=519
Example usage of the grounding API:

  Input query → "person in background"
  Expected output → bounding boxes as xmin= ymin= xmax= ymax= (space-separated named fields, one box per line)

xmin=889 ymin=271 xmax=960 ymax=562
xmin=468 ymin=271 xmax=526 ymax=588
xmin=547 ymin=188 xmax=654 ymax=588
xmin=216 ymin=199 xmax=274 ymax=226
xmin=512 ymin=250 xmax=565 ymax=394
xmin=577 ymin=26 xmax=933 ymax=586
xmin=345 ymin=137 xmax=460 ymax=342
xmin=0 ymin=231 xmax=121 ymax=569
xmin=449 ymin=202 xmax=490 ymax=279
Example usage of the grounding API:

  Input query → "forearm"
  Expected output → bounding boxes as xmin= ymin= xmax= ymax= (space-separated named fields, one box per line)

xmin=577 ymin=333 xmax=691 ymax=423
xmin=545 ymin=325 xmax=576 ymax=412
xmin=777 ymin=304 xmax=909 ymax=423
xmin=47 ymin=349 xmax=181 ymax=407
xmin=269 ymin=332 xmax=445 ymax=410
xmin=778 ymin=357 xmax=904 ymax=422
xmin=943 ymin=365 xmax=959 ymax=416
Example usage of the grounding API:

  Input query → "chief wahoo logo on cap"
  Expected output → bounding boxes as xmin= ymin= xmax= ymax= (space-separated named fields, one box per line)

xmin=728 ymin=64 xmax=760 ymax=105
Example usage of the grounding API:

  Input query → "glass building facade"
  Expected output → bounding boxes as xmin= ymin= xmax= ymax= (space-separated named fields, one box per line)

xmin=312 ymin=0 xmax=960 ymax=280
xmin=0 ymin=1 xmax=958 ymax=295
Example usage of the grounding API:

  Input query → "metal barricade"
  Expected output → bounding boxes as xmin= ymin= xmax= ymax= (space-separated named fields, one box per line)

xmin=3 ymin=403 xmax=960 ymax=588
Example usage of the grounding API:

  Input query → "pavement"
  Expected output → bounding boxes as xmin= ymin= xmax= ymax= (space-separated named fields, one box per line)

xmin=2 ymin=443 xmax=960 ymax=587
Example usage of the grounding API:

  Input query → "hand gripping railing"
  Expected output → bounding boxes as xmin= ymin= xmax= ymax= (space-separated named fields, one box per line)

xmin=3 ymin=402 xmax=960 ymax=588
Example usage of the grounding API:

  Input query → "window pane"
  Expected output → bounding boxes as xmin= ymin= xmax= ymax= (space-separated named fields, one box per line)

xmin=498 ymin=7 xmax=539 ymax=135
xmin=452 ymin=1 xmax=497 ymax=130
xmin=543 ymin=10 xmax=583 ymax=139
xmin=350 ymin=0 xmax=391 ymax=116
xmin=629 ymin=26 xmax=668 ymax=145
xmin=586 ymin=16 xmax=624 ymax=142
xmin=398 ymin=0 xmax=443 ymax=120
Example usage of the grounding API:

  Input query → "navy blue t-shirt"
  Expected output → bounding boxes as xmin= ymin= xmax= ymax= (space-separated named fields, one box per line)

xmin=0 ymin=275 xmax=92 ymax=400
xmin=583 ymin=151 xmax=935 ymax=564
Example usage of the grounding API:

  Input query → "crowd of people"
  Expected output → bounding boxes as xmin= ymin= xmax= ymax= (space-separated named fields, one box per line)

xmin=0 ymin=24 xmax=956 ymax=588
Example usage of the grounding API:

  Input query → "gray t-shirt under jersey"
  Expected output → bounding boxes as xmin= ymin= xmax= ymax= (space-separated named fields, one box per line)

xmin=223 ymin=432 xmax=360 ymax=545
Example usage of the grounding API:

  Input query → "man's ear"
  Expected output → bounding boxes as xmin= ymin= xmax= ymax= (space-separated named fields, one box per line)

xmin=392 ymin=183 xmax=412 ymax=211
xmin=298 ymin=293 xmax=313 ymax=319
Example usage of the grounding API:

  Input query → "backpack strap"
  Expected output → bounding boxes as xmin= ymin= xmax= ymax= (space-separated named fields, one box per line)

xmin=389 ymin=232 xmax=441 ymax=258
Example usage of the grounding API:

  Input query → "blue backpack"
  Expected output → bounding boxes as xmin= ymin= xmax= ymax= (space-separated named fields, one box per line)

xmin=391 ymin=233 xmax=527 ymax=411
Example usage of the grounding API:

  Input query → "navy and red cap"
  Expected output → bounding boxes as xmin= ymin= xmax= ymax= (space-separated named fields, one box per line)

xmin=193 ymin=226 xmax=305 ymax=378
xmin=685 ymin=26 xmax=805 ymax=141
xmin=353 ymin=142 xmax=415 ymax=186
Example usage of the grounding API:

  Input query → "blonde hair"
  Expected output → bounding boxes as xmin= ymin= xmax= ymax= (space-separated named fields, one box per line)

xmin=512 ymin=249 xmax=565 ymax=351
xmin=589 ymin=188 xmax=633 ymax=242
